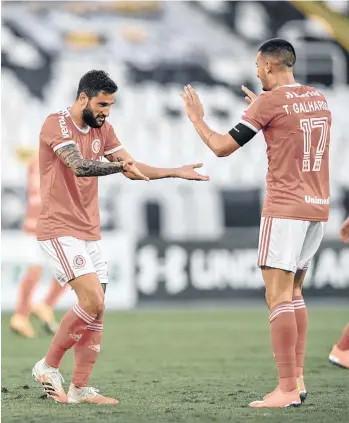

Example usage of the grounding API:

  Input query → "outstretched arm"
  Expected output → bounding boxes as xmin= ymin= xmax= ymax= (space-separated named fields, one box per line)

xmin=180 ymin=85 xmax=257 ymax=157
xmin=105 ymin=148 xmax=209 ymax=181
xmin=55 ymin=144 xmax=149 ymax=180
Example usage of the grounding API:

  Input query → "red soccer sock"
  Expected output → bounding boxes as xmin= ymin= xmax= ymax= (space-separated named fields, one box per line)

xmin=270 ymin=302 xmax=297 ymax=392
xmin=43 ymin=279 xmax=69 ymax=308
xmin=72 ymin=319 xmax=103 ymax=387
xmin=16 ymin=268 xmax=40 ymax=318
xmin=293 ymin=295 xmax=308 ymax=378
xmin=337 ymin=324 xmax=349 ymax=351
xmin=45 ymin=304 xmax=96 ymax=368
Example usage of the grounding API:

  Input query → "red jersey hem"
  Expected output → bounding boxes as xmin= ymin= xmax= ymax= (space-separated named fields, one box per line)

xmin=37 ymin=233 xmax=101 ymax=241
xmin=261 ymin=213 xmax=328 ymax=222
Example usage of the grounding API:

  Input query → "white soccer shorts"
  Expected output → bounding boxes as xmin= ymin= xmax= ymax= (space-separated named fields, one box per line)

xmin=38 ymin=236 xmax=108 ymax=286
xmin=257 ymin=217 xmax=326 ymax=273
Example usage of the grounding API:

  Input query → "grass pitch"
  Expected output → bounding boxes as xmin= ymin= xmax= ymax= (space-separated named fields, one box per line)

xmin=2 ymin=306 xmax=349 ymax=423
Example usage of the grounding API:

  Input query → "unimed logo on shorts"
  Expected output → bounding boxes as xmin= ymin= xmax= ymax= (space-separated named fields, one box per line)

xmin=73 ymin=255 xmax=86 ymax=269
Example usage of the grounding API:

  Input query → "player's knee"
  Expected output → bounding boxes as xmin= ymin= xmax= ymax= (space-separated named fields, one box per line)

xmin=96 ymin=303 xmax=105 ymax=320
xmin=83 ymin=293 xmax=104 ymax=315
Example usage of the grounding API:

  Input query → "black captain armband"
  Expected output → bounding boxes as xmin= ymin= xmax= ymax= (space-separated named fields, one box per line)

xmin=229 ymin=122 xmax=257 ymax=146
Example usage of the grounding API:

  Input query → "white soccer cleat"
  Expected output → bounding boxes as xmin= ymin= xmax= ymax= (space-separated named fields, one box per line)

xmin=32 ymin=358 xmax=67 ymax=403
xmin=67 ymin=384 xmax=119 ymax=404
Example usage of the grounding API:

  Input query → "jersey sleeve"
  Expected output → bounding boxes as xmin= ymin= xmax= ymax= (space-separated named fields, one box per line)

xmin=40 ymin=114 xmax=75 ymax=152
xmin=240 ymin=92 xmax=274 ymax=133
xmin=104 ymin=124 xmax=124 ymax=156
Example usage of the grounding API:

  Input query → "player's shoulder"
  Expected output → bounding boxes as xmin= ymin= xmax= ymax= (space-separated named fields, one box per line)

xmin=42 ymin=108 xmax=70 ymax=127
xmin=252 ymin=90 xmax=275 ymax=107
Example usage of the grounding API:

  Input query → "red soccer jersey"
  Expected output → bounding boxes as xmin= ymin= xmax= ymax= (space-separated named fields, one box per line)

xmin=37 ymin=108 xmax=123 ymax=241
xmin=241 ymin=83 xmax=331 ymax=222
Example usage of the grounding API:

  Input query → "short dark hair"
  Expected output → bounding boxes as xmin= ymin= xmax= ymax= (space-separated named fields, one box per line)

xmin=76 ymin=70 xmax=118 ymax=99
xmin=258 ymin=38 xmax=296 ymax=68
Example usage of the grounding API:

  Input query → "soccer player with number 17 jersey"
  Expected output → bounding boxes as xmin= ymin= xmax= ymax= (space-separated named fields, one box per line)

xmin=181 ymin=39 xmax=331 ymax=408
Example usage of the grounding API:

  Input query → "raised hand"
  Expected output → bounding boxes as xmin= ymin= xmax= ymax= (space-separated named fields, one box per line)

xmin=180 ymin=85 xmax=204 ymax=123
xmin=241 ymin=85 xmax=257 ymax=105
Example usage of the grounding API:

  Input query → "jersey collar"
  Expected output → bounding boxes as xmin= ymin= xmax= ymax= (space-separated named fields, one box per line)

xmin=65 ymin=107 xmax=90 ymax=134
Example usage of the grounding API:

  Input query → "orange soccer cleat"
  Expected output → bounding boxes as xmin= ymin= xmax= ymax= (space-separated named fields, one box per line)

xmin=328 ymin=345 xmax=349 ymax=369
xmin=250 ymin=387 xmax=301 ymax=408
xmin=10 ymin=313 xmax=36 ymax=339
xmin=32 ymin=303 xmax=59 ymax=334
xmin=263 ymin=377 xmax=307 ymax=403
xmin=67 ymin=384 xmax=119 ymax=404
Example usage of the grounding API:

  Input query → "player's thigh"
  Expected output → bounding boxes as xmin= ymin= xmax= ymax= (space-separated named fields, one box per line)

xmin=293 ymin=268 xmax=307 ymax=296
xmin=38 ymin=236 xmax=96 ymax=286
xmin=86 ymin=240 xmax=108 ymax=287
xmin=297 ymin=222 xmax=326 ymax=270
xmin=258 ymin=217 xmax=309 ymax=308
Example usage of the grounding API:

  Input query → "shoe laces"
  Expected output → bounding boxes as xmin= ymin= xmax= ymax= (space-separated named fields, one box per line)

xmin=48 ymin=370 xmax=65 ymax=388
xmin=82 ymin=387 xmax=100 ymax=397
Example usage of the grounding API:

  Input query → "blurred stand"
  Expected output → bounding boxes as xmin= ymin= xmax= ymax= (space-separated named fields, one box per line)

xmin=1 ymin=1 xmax=349 ymax=309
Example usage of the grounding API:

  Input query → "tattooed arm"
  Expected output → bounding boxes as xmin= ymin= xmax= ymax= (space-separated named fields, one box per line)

xmin=55 ymin=144 xmax=149 ymax=180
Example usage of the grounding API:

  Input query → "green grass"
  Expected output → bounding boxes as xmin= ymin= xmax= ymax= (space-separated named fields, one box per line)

xmin=2 ymin=307 xmax=349 ymax=423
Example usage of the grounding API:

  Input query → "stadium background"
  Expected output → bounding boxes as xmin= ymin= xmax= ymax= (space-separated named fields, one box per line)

xmin=1 ymin=0 xmax=349 ymax=310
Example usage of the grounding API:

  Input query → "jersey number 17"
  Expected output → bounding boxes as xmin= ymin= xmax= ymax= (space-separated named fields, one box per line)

xmin=300 ymin=117 xmax=328 ymax=172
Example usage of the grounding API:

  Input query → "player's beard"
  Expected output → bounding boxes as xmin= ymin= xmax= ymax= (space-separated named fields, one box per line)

xmin=82 ymin=105 xmax=105 ymax=128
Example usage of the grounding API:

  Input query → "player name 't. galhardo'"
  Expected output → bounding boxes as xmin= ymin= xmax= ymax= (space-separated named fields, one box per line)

xmin=283 ymin=100 xmax=329 ymax=115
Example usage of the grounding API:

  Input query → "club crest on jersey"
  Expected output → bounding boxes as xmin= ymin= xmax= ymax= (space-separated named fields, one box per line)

xmin=92 ymin=139 xmax=101 ymax=154
xmin=73 ymin=255 xmax=86 ymax=268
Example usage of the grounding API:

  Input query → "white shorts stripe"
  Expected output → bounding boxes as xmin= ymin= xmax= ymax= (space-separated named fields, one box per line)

xmin=258 ymin=218 xmax=268 ymax=266
xmin=51 ymin=239 xmax=74 ymax=281
xmin=262 ymin=218 xmax=273 ymax=266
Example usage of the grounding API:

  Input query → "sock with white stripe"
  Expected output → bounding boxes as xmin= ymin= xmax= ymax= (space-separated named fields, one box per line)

xmin=72 ymin=319 xmax=103 ymax=387
xmin=293 ymin=295 xmax=308 ymax=378
xmin=270 ymin=302 xmax=297 ymax=392
xmin=45 ymin=304 xmax=97 ymax=368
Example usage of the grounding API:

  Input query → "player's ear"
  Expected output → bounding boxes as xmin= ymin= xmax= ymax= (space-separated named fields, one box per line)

xmin=78 ymin=92 xmax=89 ymax=107
xmin=266 ymin=60 xmax=272 ymax=73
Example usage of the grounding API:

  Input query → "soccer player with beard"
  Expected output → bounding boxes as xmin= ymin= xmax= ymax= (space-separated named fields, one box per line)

xmin=181 ymin=39 xmax=331 ymax=408
xmin=32 ymin=70 xmax=209 ymax=404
